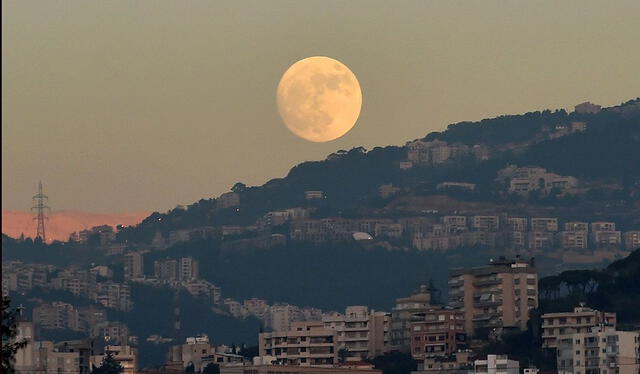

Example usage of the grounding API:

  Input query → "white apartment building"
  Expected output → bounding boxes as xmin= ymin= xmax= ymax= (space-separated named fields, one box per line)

xmin=259 ymin=321 xmax=337 ymax=366
xmin=557 ymin=326 xmax=639 ymax=374
xmin=531 ymin=218 xmax=559 ymax=232
xmin=541 ymin=306 xmax=616 ymax=349
xmin=474 ymin=355 xmax=519 ymax=374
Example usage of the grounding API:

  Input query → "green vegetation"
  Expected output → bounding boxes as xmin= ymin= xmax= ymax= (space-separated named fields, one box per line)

xmin=2 ymin=297 xmax=28 ymax=374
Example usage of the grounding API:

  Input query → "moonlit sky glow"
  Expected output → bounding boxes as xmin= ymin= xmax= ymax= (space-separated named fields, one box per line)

xmin=3 ymin=0 xmax=639 ymax=213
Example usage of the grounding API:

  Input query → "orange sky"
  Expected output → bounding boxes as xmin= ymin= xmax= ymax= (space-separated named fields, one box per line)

xmin=2 ymin=210 xmax=149 ymax=243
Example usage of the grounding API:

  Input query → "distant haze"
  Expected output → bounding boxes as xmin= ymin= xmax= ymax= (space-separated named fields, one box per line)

xmin=3 ymin=1 xmax=639 ymax=213
xmin=2 ymin=210 xmax=149 ymax=243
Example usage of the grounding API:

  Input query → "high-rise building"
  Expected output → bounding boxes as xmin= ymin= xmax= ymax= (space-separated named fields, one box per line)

xmin=123 ymin=251 xmax=145 ymax=280
xmin=448 ymin=258 xmax=538 ymax=336
xmin=391 ymin=285 xmax=433 ymax=351
xmin=179 ymin=257 xmax=199 ymax=281
xmin=321 ymin=306 xmax=390 ymax=360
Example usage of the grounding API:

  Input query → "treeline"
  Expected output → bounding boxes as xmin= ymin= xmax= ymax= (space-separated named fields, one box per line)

xmin=538 ymin=247 xmax=640 ymax=325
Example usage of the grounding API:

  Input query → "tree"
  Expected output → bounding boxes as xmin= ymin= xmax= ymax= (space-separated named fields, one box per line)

xmin=203 ymin=363 xmax=220 ymax=374
xmin=369 ymin=351 xmax=417 ymax=374
xmin=185 ymin=362 xmax=195 ymax=373
xmin=231 ymin=183 xmax=247 ymax=193
xmin=2 ymin=297 xmax=28 ymax=374
xmin=91 ymin=352 xmax=123 ymax=374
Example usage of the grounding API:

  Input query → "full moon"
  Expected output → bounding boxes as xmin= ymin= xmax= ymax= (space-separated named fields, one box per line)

xmin=277 ymin=56 xmax=362 ymax=142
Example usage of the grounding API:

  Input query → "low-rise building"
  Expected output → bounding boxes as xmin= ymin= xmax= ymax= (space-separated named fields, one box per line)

xmin=473 ymin=355 xmax=519 ymax=374
xmin=259 ymin=321 xmax=338 ymax=366
xmin=541 ymin=306 xmax=616 ymax=349
xmin=91 ymin=345 xmax=138 ymax=374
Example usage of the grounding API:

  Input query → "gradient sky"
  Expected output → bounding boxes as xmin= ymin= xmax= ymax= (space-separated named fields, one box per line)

xmin=3 ymin=0 xmax=639 ymax=213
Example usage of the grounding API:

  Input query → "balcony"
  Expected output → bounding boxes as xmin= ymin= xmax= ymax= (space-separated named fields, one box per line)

xmin=472 ymin=313 xmax=494 ymax=321
xmin=474 ymin=300 xmax=502 ymax=308
xmin=473 ymin=278 xmax=501 ymax=287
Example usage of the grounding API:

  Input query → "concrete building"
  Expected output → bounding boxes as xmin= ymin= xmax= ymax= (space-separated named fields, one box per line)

xmin=167 ymin=335 xmax=244 ymax=372
xmin=559 ymin=231 xmax=588 ymax=249
xmin=321 ymin=306 xmax=390 ymax=360
xmin=624 ymin=230 xmax=640 ymax=250
xmin=528 ymin=231 xmax=554 ymax=250
xmin=409 ymin=307 xmax=466 ymax=360
xmin=304 ymin=191 xmax=325 ymax=200
xmin=448 ymin=258 xmax=538 ymax=336
xmin=155 ymin=258 xmax=179 ymax=281
xmin=500 ymin=166 xmax=578 ymax=196
xmin=541 ymin=306 xmax=616 ymax=349
xmin=391 ymin=285 xmax=433 ymax=351
xmin=473 ymin=355 xmax=519 ymax=374
xmin=94 ymin=282 xmax=133 ymax=312
xmin=472 ymin=216 xmax=499 ymax=232
xmin=123 ymin=251 xmax=145 ymax=280
xmin=506 ymin=218 xmax=527 ymax=232
xmin=530 ymin=218 xmax=559 ymax=232
xmin=565 ymin=222 xmax=589 ymax=232
xmin=179 ymin=257 xmax=199 ymax=281
xmin=269 ymin=304 xmax=303 ymax=331
xmin=592 ymin=231 xmax=622 ymax=248
xmin=32 ymin=301 xmax=81 ymax=331
xmin=259 ymin=321 xmax=338 ymax=366
xmin=556 ymin=326 xmax=639 ymax=374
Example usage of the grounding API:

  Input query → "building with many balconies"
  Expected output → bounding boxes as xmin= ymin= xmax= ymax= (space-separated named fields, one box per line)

xmin=259 ymin=321 xmax=338 ymax=366
xmin=541 ymin=306 xmax=616 ymax=349
xmin=448 ymin=258 xmax=538 ymax=337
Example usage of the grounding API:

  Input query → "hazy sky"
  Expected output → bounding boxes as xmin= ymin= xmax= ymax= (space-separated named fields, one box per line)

xmin=3 ymin=0 xmax=639 ymax=213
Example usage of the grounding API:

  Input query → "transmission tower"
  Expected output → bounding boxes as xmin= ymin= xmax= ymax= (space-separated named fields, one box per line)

xmin=31 ymin=181 xmax=50 ymax=242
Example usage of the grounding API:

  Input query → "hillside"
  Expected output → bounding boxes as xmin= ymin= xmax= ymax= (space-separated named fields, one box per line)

xmin=115 ymin=98 xmax=640 ymax=243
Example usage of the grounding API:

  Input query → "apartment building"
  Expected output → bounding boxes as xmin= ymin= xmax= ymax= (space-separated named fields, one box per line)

xmin=528 ymin=231 xmax=554 ymax=250
xmin=245 ymin=298 xmax=270 ymax=321
xmin=474 ymin=355 xmax=519 ymax=374
xmin=624 ymin=231 xmax=640 ymax=250
xmin=506 ymin=218 xmax=527 ymax=232
xmin=472 ymin=216 xmax=500 ymax=232
xmin=592 ymin=231 xmax=622 ymax=248
xmin=443 ymin=216 xmax=467 ymax=231
xmin=32 ymin=302 xmax=80 ymax=331
xmin=409 ymin=307 xmax=466 ymax=360
xmin=565 ymin=222 xmax=588 ymax=232
xmin=321 ymin=306 xmax=390 ymax=360
xmin=448 ymin=258 xmax=538 ymax=336
xmin=558 ymin=231 xmax=588 ymax=249
xmin=556 ymin=326 xmax=639 ymax=374
xmin=541 ymin=306 xmax=616 ymax=349
xmin=179 ymin=257 xmax=199 ymax=281
xmin=269 ymin=304 xmax=304 ymax=331
xmin=95 ymin=282 xmax=132 ymax=312
xmin=530 ymin=218 xmax=559 ymax=232
xmin=391 ymin=285 xmax=433 ymax=351
xmin=154 ymin=258 xmax=179 ymax=281
xmin=259 ymin=321 xmax=338 ymax=366
xmin=123 ymin=251 xmax=145 ymax=280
